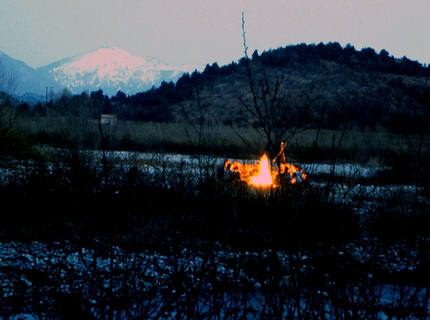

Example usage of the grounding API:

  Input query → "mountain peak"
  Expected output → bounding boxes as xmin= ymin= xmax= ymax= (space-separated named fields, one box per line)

xmin=60 ymin=47 xmax=149 ymax=74
xmin=41 ymin=47 xmax=189 ymax=96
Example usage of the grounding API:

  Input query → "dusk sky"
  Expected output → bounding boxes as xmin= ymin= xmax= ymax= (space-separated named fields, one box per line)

xmin=1 ymin=0 xmax=429 ymax=68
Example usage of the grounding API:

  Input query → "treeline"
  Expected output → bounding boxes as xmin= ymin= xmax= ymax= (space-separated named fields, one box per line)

xmin=257 ymin=42 xmax=430 ymax=76
xmin=10 ymin=42 xmax=430 ymax=134
xmin=20 ymin=62 xmax=240 ymax=122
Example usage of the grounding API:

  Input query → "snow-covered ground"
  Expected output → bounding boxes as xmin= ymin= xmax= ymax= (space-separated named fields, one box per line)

xmin=0 ymin=149 xmax=389 ymax=180
xmin=91 ymin=150 xmax=388 ymax=178
xmin=0 ymin=151 xmax=428 ymax=318
xmin=0 ymin=150 xmax=421 ymax=218
xmin=0 ymin=241 xmax=428 ymax=319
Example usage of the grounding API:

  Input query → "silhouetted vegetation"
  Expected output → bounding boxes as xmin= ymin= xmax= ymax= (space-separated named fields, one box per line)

xmin=0 ymin=146 xmax=428 ymax=318
xmin=16 ymin=42 xmax=429 ymax=136
xmin=258 ymin=43 xmax=430 ymax=77
xmin=1 ymin=42 xmax=429 ymax=318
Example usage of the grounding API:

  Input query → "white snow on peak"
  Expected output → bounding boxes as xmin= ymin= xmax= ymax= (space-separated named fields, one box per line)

xmin=45 ymin=47 xmax=191 ymax=95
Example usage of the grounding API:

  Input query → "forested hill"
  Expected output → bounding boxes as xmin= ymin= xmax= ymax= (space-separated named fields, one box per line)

xmin=256 ymin=42 xmax=429 ymax=76
xmin=42 ymin=42 xmax=430 ymax=133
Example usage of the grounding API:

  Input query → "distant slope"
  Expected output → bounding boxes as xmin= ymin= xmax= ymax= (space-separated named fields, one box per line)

xmin=120 ymin=43 xmax=430 ymax=132
xmin=38 ymin=47 xmax=193 ymax=96
xmin=0 ymin=51 xmax=60 ymax=96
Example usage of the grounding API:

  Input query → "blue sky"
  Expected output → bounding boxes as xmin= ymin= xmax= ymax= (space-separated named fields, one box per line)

xmin=1 ymin=0 xmax=429 ymax=68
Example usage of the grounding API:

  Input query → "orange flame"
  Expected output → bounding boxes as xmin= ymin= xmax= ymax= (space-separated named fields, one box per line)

xmin=249 ymin=154 xmax=275 ymax=188
xmin=279 ymin=163 xmax=308 ymax=185
xmin=224 ymin=144 xmax=308 ymax=188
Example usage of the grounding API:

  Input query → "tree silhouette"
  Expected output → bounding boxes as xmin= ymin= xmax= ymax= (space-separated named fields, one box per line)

xmin=238 ymin=12 xmax=304 ymax=157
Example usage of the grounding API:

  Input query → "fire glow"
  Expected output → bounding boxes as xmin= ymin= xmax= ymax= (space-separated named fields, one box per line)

xmin=249 ymin=154 xmax=273 ymax=188
xmin=224 ymin=145 xmax=308 ymax=189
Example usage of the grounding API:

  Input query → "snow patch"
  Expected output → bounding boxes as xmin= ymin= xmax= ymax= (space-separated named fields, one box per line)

xmin=44 ymin=47 xmax=192 ymax=95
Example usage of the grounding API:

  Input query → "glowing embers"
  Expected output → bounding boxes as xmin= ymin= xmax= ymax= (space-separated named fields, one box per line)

xmin=224 ymin=144 xmax=308 ymax=189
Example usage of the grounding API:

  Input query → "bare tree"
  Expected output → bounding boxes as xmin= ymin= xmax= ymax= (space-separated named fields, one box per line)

xmin=238 ymin=12 xmax=306 ymax=158
xmin=181 ymin=85 xmax=219 ymax=182
xmin=181 ymin=85 xmax=212 ymax=151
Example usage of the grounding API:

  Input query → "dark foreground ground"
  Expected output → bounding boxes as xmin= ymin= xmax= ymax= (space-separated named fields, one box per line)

xmin=0 ymin=148 xmax=429 ymax=319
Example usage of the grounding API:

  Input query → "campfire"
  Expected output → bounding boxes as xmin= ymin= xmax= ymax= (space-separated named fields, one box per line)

xmin=224 ymin=142 xmax=308 ymax=188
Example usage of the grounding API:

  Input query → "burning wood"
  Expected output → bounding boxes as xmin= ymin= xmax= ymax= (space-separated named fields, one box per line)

xmin=224 ymin=143 xmax=308 ymax=188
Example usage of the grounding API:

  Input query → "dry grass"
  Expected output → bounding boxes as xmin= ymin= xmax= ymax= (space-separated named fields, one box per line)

xmin=15 ymin=116 xmax=430 ymax=162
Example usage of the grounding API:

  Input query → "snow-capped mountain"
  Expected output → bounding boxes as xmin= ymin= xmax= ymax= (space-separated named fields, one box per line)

xmin=38 ymin=47 xmax=192 ymax=96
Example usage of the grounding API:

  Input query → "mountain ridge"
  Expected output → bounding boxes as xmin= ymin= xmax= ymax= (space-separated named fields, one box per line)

xmin=0 ymin=51 xmax=60 ymax=96
xmin=0 ymin=47 xmax=194 ymax=98
xmin=111 ymin=42 xmax=430 ymax=132
xmin=38 ymin=47 xmax=194 ymax=96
